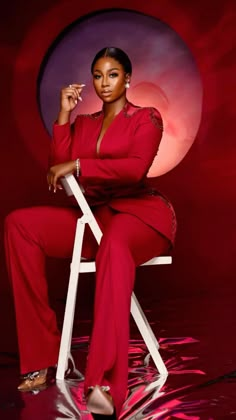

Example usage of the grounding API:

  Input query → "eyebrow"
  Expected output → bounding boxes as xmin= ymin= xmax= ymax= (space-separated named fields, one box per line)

xmin=93 ymin=67 xmax=120 ymax=73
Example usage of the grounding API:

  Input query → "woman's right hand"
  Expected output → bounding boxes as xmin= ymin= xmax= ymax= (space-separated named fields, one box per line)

xmin=60 ymin=83 xmax=86 ymax=112
xmin=47 ymin=160 xmax=77 ymax=192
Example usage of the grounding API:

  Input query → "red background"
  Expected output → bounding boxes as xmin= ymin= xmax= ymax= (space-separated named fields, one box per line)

xmin=0 ymin=0 xmax=235 ymax=351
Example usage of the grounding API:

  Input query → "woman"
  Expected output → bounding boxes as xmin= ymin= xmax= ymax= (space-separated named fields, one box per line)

xmin=4 ymin=47 xmax=176 ymax=418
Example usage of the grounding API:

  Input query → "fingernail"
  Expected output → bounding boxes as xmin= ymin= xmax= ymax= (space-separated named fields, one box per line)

xmin=81 ymin=84 xmax=86 ymax=87
xmin=48 ymin=185 xmax=51 ymax=191
xmin=54 ymin=188 xmax=56 ymax=193
xmin=78 ymin=96 xmax=83 ymax=101
xmin=75 ymin=99 xmax=78 ymax=104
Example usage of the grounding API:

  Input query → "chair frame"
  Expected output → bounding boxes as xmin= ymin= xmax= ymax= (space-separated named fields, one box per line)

xmin=56 ymin=174 xmax=171 ymax=381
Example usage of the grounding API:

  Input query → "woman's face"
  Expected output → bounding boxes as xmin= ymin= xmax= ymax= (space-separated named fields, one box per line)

xmin=92 ymin=56 xmax=130 ymax=103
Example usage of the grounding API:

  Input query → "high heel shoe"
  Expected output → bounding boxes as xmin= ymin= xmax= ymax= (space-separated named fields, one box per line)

xmin=17 ymin=365 xmax=57 ymax=392
xmin=87 ymin=385 xmax=116 ymax=418
xmin=17 ymin=356 xmax=81 ymax=393
xmin=18 ymin=369 xmax=48 ymax=392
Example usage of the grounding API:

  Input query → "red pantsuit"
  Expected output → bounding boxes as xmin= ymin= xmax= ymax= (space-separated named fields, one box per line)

xmin=5 ymin=102 xmax=176 ymax=417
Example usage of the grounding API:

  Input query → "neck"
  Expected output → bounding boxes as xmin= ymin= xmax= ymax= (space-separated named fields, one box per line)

xmin=102 ymin=96 xmax=127 ymax=117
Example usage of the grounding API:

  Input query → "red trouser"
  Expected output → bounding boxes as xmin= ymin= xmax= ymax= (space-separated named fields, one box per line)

xmin=4 ymin=205 xmax=169 ymax=416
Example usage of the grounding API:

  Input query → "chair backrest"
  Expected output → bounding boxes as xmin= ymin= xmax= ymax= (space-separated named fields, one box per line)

xmin=61 ymin=174 xmax=102 ymax=244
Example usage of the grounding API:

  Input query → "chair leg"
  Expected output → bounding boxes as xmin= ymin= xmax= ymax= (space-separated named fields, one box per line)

xmin=56 ymin=220 xmax=85 ymax=381
xmin=131 ymin=292 xmax=168 ymax=376
xmin=56 ymin=380 xmax=81 ymax=416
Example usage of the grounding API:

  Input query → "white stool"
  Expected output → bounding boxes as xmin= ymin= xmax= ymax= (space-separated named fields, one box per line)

xmin=56 ymin=174 xmax=171 ymax=381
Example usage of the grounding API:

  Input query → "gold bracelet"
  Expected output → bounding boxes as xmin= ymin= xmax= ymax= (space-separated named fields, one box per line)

xmin=75 ymin=158 xmax=80 ymax=177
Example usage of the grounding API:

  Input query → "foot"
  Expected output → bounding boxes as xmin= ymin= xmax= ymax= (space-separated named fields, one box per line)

xmin=87 ymin=385 xmax=115 ymax=416
xmin=18 ymin=369 xmax=48 ymax=392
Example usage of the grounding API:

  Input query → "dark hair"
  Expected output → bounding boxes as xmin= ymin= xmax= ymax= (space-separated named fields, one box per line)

xmin=91 ymin=47 xmax=132 ymax=75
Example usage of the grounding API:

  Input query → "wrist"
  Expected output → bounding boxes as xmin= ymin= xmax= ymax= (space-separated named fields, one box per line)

xmin=57 ymin=110 xmax=71 ymax=125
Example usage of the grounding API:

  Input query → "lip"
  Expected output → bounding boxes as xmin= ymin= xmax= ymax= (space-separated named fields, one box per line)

xmin=100 ymin=90 xmax=112 ymax=96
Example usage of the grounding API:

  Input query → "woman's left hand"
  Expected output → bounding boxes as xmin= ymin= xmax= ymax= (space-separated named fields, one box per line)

xmin=47 ymin=161 xmax=76 ymax=192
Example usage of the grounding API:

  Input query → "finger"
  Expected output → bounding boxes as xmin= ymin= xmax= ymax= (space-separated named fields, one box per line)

xmin=65 ymin=87 xmax=79 ymax=104
xmin=69 ymin=84 xmax=86 ymax=101
xmin=69 ymin=83 xmax=86 ymax=88
xmin=53 ymin=182 xmax=57 ymax=193
xmin=48 ymin=179 xmax=54 ymax=191
xmin=77 ymin=87 xmax=85 ymax=101
xmin=52 ymin=174 xmax=59 ymax=192
xmin=47 ymin=174 xmax=52 ymax=190
xmin=54 ymin=182 xmax=63 ymax=192
xmin=67 ymin=84 xmax=85 ymax=95
xmin=65 ymin=88 xmax=77 ymax=100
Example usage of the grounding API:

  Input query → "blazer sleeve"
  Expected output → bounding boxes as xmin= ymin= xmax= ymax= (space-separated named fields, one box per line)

xmin=79 ymin=108 xmax=163 ymax=185
xmin=50 ymin=117 xmax=79 ymax=165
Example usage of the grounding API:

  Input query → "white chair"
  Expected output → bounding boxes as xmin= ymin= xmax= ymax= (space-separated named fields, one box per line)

xmin=56 ymin=174 xmax=172 ymax=381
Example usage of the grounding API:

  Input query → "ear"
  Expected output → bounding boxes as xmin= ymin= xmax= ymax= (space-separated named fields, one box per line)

xmin=125 ymin=73 xmax=131 ymax=83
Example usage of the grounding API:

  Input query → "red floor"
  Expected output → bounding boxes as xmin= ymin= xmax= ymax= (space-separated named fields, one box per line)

xmin=1 ymin=278 xmax=236 ymax=419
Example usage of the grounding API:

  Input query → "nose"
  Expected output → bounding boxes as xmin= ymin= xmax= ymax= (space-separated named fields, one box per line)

xmin=101 ymin=75 xmax=110 ymax=87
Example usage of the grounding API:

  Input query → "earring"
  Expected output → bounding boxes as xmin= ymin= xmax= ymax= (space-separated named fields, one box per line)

xmin=125 ymin=81 xmax=130 ymax=89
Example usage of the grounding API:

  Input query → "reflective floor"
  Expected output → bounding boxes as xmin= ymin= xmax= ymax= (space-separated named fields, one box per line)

xmin=1 ymin=290 xmax=236 ymax=419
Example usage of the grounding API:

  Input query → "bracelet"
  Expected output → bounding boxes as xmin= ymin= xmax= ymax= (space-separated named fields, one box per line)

xmin=75 ymin=158 xmax=80 ymax=177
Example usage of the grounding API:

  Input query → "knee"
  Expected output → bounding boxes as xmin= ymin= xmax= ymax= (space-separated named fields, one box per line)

xmin=4 ymin=209 xmax=27 ymax=233
xmin=96 ymin=234 xmax=131 ymax=262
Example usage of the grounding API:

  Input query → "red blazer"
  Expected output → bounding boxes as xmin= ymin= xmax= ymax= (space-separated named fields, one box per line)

xmin=51 ymin=101 xmax=176 ymax=246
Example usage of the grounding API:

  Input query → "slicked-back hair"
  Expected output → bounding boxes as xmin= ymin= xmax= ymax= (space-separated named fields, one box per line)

xmin=91 ymin=47 xmax=132 ymax=75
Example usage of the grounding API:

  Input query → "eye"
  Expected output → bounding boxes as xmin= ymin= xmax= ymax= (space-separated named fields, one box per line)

xmin=93 ymin=74 xmax=101 ymax=80
xmin=109 ymin=72 xmax=118 ymax=78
